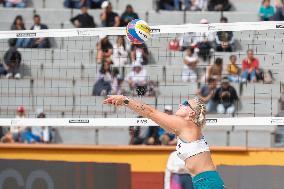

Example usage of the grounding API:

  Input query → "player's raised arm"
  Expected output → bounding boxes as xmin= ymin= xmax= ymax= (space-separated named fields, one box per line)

xmin=103 ymin=95 xmax=190 ymax=135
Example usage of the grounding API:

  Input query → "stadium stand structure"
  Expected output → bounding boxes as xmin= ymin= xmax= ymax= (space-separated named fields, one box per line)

xmin=0 ymin=0 xmax=282 ymax=147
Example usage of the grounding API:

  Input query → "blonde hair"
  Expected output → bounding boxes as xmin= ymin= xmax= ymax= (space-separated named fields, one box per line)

xmin=192 ymin=97 xmax=206 ymax=128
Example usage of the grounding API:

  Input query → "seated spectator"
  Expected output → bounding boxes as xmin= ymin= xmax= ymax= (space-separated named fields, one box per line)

xmin=158 ymin=106 xmax=177 ymax=145
xmin=28 ymin=15 xmax=50 ymax=48
xmin=100 ymin=1 xmax=120 ymax=27
xmin=112 ymin=36 xmax=129 ymax=66
xmin=196 ymin=77 xmax=217 ymax=112
xmin=213 ymin=77 xmax=238 ymax=115
xmin=182 ymin=47 xmax=198 ymax=82
xmin=207 ymin=0 xmax=232 ymax=11
xmin=189 ymin=0 xmax=207 ymax=11
xmin=227 ymin=55 xmax=240 ymax=83
xmin=179 ymin=32 xmax=194 ymax=51
xmin=157 ymin=0 xmax=180 ymax=10
xmin=110 ymin=67 xmax=123 ymax=95
xmin=145 ymin=126 xmax=160 ymax=145
xmin=70 ymin=5 xmax=96 ymax=28
xmin=92 ymin=59 xmax=112 ymax=96
xmin=21 ymin=127 xmax=41 ymax=143
xmin=96 ymin=36 xmax=113 ymax=64
xmin=87 ymin=0 xmax=104 ymax=9
xmin=274 ymin=0 xmax=284 ymax=21
xmin=215 ymin=17 xmax=235 ymax=52
xmin=32 ymin=109 xmax=53 ymax=143
xmin=130 ymin=43 xmax=149 ymax=65
xmin=259 ymin=0 xmax=275 ymax=21
xmin=192 ymin=19 xmax=214 ymax=61
xmin=120 ymin=4 xmax=139 ymax=27
xmin=3 ymin=39 xmax=22 ymax=79
xmin=241 ymin=49 xmax=260 ymax=83
xmin=129 ymin=116 xmax=149 ymax=144
xmin=157 ymin=0 xmax=191 ymax=10
xmin=126 ymin=61 xmax=148 ymax=96
xmin=10 ymin=106 xmax=26 ymax=142
xmin=4 ymin=0 xmax=26 ymax=8
xmin=207 ymin=57 xmax=223 ymax=81
xmin=11 ymin=15 xmax=29 ymax=48
xmin=64 ymin=0 xmax=86 ymax=9
xmin=0 ymin=132 xmax=14 ymax=143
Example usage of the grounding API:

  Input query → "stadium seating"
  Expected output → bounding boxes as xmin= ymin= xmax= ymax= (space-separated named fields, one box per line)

xmin=0 ymin=0 xmax=282 ymax=146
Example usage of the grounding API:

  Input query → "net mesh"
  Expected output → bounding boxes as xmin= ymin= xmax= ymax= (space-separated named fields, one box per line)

xmin=0 ymin=23 xmax=283 ymax=120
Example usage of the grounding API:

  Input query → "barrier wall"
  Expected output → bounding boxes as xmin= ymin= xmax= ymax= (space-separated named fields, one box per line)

xmin=1 ymin=144 xmax=284 ymax=189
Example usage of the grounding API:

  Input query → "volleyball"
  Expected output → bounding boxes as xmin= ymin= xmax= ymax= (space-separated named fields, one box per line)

xmin=126 ymin=19 xmax=151 ymax=44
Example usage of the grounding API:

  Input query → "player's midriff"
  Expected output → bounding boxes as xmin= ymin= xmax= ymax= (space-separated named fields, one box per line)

xmin=185 ymin=151 xmax=216 ymax=177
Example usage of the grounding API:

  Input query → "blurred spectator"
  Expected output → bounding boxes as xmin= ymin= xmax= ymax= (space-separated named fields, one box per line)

xmin=96 ymin=36 xmax=113 ymax=64
xmin=192 ymin=19 xmax=214 ymax=62
xmin=11 ymin=15 xmax=30 ymax=48
xmin=179 ymin=32 xmax=194 ymax=51
xmin=9 ymin=106 xmax=26 ymax=142
xmin=3 ymin=39 xmax=22 ymax=79
xmin=182 ymin=47 xmax=198 ymax=82
xmin=215 ymin=17 xmax=235 ymax=52
xmin=0 ymin=132 xmax=14 ymax=143
xmin=112 ymin=36 xmax=129 ymax=66
xmin=196 ymin=77 xmax=217 ymax=112
xmin=207 ymin=57 xmax=223 ymax=82
xmin=130 ymin=43 xmax=149 ymax=65
xmin=158 ymin=106 xmax=177 ymax=145
xmin=4 ymin=0 xmax=26 ymax=8
xmin=157 ymin=0 xmax=191 ymax=10
xmin=157 ymin=0 xmax=180 ymax=10
xmin=64 ymin=0 xmax=86 ymax=9
xmin=207 ymin=0 xmax=232 ymax=11
xmin=189 ymin=0 xmax=208 ymax=11
xmin=126 ymin=61 xmax=148 ymax=96
xmin=164 ymin=151 xmax=193 ymax=189
xmin=129 ymin=116 xmax=149 ymax=144
xmin=120 ymin=4 xmax=139 ymax=27
xmin=28 ymin=15 xmax=50 ymax=48
xmin=92 ymin=59 xmax=112 ymax=96
xmin=213 ymin=77 xmax=238 ymax=115
xmin=70 ymin=5 xmax=96 ymax=28
xmin=87 ymin=0 xmax=104 ymax=9
xmin=259 ymin=0 xmax=275 ymax=21
xmin=32 ymin=109 xmax=53 ymax=143
xmin=227 ymin=55 xmax=240 ymax=83
xmin=21 ymin=127 xmax=41 ymax=143
xmin=100 ymin=1 xmax=120 ymax=27
xmin=274 ymin=0 xmax=284 ymax=20
xmin=110 ymin=67 xmax=123 ymax=95
xmin=241 ymin=49 xmax=260 ymax=83
xmin=145 ymin=126 xmax=160 ymax=145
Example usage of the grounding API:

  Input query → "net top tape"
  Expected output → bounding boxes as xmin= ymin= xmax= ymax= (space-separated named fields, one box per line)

xmin=0 ymin=117 xmax=283 ymax=127
xmin=0 ymin=21 xmax=284 ymax=39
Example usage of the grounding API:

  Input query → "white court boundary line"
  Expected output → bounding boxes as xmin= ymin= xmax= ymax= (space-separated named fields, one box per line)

xmin=0 ymin=21 xmax=284 ymax=39
xmin=0 ymin=117 xmax=283 ymax=127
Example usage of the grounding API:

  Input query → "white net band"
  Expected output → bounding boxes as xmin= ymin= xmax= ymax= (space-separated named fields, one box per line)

xmin=0 ymin=117 xmax=283 ymax=127
xmin=1 ymin=21 xmax=284 ymax=39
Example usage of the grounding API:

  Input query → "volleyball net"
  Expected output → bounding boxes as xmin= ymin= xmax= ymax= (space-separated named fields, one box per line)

xmin=0 ymin=21 xmax=284 ymax=127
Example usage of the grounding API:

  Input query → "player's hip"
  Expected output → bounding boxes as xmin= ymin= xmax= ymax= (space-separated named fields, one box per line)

xmin=192 ymin=170 xmax=225 ymax=189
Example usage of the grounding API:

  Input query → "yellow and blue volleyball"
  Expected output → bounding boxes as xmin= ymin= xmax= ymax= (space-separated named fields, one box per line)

xmin=126 ymin=19 xmax=151 ymax=44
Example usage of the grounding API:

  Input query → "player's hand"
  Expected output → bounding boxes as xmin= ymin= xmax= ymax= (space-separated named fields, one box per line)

xmin=103 ymin=95 xmax=126 ymax=106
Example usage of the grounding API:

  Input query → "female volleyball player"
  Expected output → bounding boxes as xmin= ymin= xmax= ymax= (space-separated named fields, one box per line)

xmin=103 ymin=95 xmax=225 ymax=189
